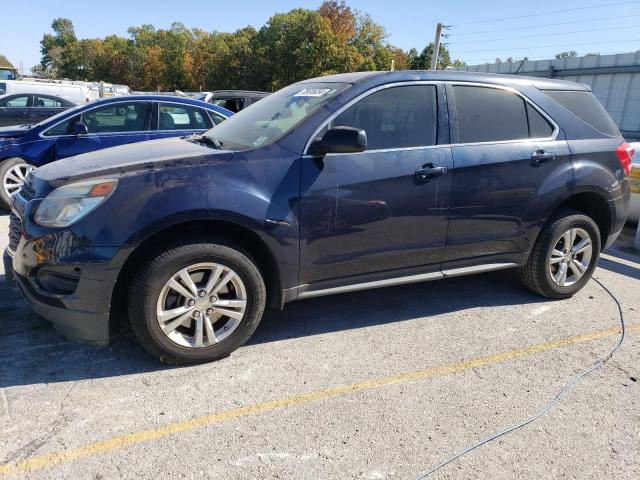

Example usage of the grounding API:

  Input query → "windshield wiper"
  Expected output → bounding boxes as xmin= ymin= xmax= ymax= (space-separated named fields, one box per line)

xmin=192 ymin=134 xmax=223 ymax=149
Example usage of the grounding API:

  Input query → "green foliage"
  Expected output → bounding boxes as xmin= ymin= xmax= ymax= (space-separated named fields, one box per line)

xmin=0 ymin=54 xmax=14 ymax=67
xmin=35 ymin=3 xmax=465 ymax=90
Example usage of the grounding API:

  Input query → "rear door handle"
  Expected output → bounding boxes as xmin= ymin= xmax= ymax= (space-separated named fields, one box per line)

xmin=531 ymin=149 xmax=556 ymax=166
xmin=415 ymin=163 xmax=447 ymax=182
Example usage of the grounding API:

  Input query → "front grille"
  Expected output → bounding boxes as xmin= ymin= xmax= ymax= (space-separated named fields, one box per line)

xmin=8 ymin=212 xmax=22 ymax=252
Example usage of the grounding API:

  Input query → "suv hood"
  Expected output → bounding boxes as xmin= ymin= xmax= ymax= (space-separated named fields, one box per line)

xmin=33 ymin=136 xmax=234 ymax=191
xmin=0 ymin=124 xmax=32 ymax=138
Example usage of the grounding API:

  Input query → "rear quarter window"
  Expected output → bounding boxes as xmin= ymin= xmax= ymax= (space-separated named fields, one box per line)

xmin=544 ymin=90 xmax=620 ymax=137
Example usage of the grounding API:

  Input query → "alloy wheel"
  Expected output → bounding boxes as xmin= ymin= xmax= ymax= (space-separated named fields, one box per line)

xmin=3 ymin=163 xmax=34 ymax=198
xmin=156 ymin=262 xmax=247 ymax=348
xmin=548 ymin=227 xmax=593 ymax=287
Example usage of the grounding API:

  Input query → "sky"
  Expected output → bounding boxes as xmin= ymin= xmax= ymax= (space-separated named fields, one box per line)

xmin=1 ymin=0 xmax=639 ymax=74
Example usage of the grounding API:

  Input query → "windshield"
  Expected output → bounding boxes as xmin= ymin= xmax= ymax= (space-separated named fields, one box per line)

xmin=203 ymin=82 xmax=348 ymax=149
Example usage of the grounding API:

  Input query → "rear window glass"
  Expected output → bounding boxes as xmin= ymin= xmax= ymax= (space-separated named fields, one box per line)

xmin=0 ymin=83 xmax=6 ymax=95
xmin=454 ymin=86 xmax=529 ymax=143
xmin=544 ymin=90 xmax=620 ymax=137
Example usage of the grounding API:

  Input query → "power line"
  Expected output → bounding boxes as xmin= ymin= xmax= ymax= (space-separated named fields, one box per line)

xmin=454 ymin=39 xmax=640 ymax=54
xmin=451 ymin=0 xmax=640 ymax=26
xmin=448 ymin=25 xmax=639 ymax=45
xmin=449 ymin=13 xmax=640 ymax=36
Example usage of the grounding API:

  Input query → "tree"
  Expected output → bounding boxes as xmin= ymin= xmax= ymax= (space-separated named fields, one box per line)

xmin=555 ymin=50 xmax=577 ymax=59
xmin=251 ymin=9 xmax=361 ymax=90
xmin=409 ymin=43 xmax=453 ymax=70
xmin=0 ymin=54 xmax=13 ymax=67
xmin=318 ymin=0 xmax=355 ymax=43
xmin=40 ymin=18 xmax=78 ymax=77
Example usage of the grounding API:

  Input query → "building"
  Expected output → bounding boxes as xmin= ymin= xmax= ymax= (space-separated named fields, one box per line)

xmin=451 ymin=52 xmax=640 ymax=140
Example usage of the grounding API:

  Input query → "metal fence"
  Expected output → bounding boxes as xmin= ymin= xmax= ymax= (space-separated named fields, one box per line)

xmin=451 ymin=52 xmax=640 ymax=140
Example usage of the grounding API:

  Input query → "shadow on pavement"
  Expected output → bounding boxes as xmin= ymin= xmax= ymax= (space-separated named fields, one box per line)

xmin=0 ymin=269 xmax=552 ymax=389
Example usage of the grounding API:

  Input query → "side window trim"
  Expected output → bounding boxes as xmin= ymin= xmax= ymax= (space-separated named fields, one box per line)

xmin=304 ymin=80 xmax=443 ymax=155
xmin=447 ymin=82 xmax=559 ymax=146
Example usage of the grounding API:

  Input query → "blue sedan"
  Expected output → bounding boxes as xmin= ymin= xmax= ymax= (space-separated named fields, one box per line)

xmin=0 ymin=95 xmax=232 ymax=206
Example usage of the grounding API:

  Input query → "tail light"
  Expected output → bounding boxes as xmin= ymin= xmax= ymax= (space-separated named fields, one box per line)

xmin=617 ymin=142 xmax=634 ymax=176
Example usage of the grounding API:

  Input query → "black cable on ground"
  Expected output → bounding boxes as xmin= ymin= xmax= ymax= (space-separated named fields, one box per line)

xmin=415 ymin=277 xmax=627 ymax=479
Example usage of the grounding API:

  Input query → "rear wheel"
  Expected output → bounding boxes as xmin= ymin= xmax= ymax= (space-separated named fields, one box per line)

xmin=520 ymin=210 xmax=600 ymax=299
xmin=0 ymin=158 xmax=34 ymax=207
xmin=128 ymin=239 xmax=266 ymax=363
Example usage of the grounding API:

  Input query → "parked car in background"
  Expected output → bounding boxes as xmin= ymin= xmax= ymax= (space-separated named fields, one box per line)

xmin=0 ymin=66 xmax=19 ymax=80
xmin=194 ymin=90 xmax=269 ymax=112
xmin=0 ymin=94 xmax=75 ymax=127
xmin=0 ymin=79 xmax=92 ymax=105
xmin=0 ymin=95 xmax=232 ymax=205
xmin=627 ymin=142 xmax=640 ymax=223
xmin=4 ymin=71 xmax=631 ymax=363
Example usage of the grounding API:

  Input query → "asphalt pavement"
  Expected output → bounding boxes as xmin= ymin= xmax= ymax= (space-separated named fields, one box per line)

xmin=0 ymin=211 xmax=638 ymax=479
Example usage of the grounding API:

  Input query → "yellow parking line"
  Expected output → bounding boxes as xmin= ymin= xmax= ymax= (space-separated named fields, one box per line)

xmin=1 ymin=323 xmax=637 ymax=477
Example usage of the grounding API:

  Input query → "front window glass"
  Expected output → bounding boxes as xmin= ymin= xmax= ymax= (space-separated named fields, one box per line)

xmin=204 ymin=82 xmax=348 ymax=149
xmin=44 ymin=116 xmax=76 ymax=136
xmin=0 ymin=95 xmax=28 ymax=107
xmin=81 ymin=102 xmax=150 ymax=133
xmin=330 ymin=85 xmax=438 ymax=150
xmin=0 ymin=82 xmax=6 ymax=95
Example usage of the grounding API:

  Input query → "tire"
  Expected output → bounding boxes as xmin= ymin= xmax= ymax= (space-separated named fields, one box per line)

xmin=128 ymin=239 xmax=266 ymax=364
xmin=520 ymin=209 xmax=601 ymax=299
xmin=0 ymin=158 xmax=35 ymax=208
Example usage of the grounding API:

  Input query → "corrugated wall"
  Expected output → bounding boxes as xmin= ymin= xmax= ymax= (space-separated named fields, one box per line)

xmin=452 ymin=52 xmax=640 ymax=139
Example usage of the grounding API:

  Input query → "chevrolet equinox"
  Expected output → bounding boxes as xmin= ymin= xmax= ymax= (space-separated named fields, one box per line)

xmin=5 ymin=71 xmax=632 ymax=363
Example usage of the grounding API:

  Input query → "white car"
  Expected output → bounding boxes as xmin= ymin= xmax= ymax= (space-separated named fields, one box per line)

xmin=0 ymin=79 xmax=91 ymax=104
xmin=628 ymin=142 xmax=640 ymax=223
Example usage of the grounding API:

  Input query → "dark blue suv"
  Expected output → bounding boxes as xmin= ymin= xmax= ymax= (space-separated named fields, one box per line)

xmin=5 ymin=71 xmax=632 ymax=363
xmin=0 ymin=95 xmax=231 ymax=206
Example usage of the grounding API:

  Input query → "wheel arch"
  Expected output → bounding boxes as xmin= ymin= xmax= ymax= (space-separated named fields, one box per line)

xmin=548 ymin=189 xmax=612 ymax=249
xmin=110 ymin=217 xmax=285 ymax=331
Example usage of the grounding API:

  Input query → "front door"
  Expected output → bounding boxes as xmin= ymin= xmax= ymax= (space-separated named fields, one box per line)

xmin=53 ymin=101 xmax=151 ymax=159
xmin=299 ymin=83 xmax=452 ymax=286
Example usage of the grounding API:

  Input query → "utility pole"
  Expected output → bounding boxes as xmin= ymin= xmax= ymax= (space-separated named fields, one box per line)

xmin=431 ymin=23 xmax=443 ymax=70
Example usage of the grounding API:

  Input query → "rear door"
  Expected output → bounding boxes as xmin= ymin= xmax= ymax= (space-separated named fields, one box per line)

xmin=299 ymin=83 xmax=452 ymax=285
xmin=148 ymin=101 xmax=213 ymax=141
xmin=51 ymin=100 xmax=152 ymax=159
xmin=443 ymin=83 xmax=572 ymax=267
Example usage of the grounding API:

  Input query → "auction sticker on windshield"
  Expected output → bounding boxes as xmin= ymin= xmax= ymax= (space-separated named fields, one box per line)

xmin=293 ymin=88 xmax=335 ymax=97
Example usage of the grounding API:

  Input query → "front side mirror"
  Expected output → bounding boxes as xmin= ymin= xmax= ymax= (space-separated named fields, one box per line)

xmin=311 ymin=126 xmax=367 ymax=155
xmin=74 ymin=122 xmax=89 ymax=135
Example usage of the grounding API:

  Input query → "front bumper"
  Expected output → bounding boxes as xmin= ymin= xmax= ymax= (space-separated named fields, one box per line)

xmin=6 ymin=195 xmax=122 ymax=345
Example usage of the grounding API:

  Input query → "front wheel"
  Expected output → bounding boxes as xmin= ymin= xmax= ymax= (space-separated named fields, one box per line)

xmin=128 ymin=240 xmax=266 ymax=363
xmin=0 ymin=158 xmax=35 ymax=207
xmin=520 ymin=210 xmax=601 ymax=299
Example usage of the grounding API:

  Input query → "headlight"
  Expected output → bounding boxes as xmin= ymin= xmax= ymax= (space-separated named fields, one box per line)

xmin=35 ymin=179 xmax=118 ymax=227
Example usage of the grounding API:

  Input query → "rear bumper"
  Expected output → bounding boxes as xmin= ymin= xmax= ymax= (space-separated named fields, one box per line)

xmin=604 ymin=190 xmax=631 ymax=249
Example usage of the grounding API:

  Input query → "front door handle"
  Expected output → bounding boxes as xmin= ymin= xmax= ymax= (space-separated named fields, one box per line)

xmin=531 ymin=149 xmax=556 ymax=166
xmin=415 ymin=163 xmax=447 ymax=182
